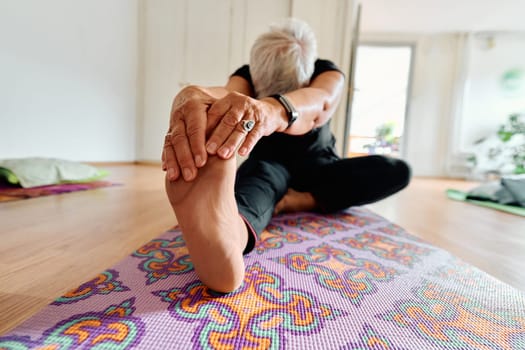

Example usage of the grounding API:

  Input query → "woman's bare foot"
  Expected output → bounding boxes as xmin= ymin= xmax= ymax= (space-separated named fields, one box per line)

xmin=165 ymin=156 xmax=248 ymax=293
xmin=273 ymin=188 xmax=317 ymax=215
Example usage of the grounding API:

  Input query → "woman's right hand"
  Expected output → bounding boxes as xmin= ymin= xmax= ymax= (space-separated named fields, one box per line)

xmin=162 ymin=86 xmax=217 ymax=182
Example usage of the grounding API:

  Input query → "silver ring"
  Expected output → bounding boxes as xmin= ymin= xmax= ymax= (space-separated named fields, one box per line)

xmin=240 ymin=120 xmax=255 ymax=133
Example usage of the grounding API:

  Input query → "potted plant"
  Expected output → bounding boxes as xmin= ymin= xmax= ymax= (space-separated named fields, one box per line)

xmin=468 ymin=113 xmax=525 ymax=178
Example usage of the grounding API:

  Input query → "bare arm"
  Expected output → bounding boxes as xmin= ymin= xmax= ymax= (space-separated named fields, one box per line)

xmin=205 ymin=70 xmax=345 ymax=158
xmin=267 ymin=70 xmax=345 ymax=134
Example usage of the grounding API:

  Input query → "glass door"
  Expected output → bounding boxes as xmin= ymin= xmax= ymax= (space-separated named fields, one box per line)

xmin=346 ymin=44 xmax=413 ymax=158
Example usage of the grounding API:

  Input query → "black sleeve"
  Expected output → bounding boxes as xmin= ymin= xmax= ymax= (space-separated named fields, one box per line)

xmin=231 ymin=60 xmax=342 ymax=90
xmin=311 ymin=59 xmax=345 ymax=81
xmin=231 ymin=64 xmax=254 ymax=89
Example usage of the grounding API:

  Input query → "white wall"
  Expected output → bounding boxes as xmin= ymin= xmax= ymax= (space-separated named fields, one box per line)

xmin=0 ymin=0 xmax=138 ymax=162
xmin=360 ymin=0 xmax=525 ymax=33
xmin=458 ymin=32 xmax=525 ymax=151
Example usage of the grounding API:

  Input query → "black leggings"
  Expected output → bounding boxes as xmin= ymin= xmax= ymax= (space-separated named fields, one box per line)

xmin=235 ymin=152 xmax=411 ymax=253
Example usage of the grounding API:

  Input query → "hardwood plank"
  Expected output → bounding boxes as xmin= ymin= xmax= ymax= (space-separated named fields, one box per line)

xmin=0 ymin=292 xmax=51 ymax=335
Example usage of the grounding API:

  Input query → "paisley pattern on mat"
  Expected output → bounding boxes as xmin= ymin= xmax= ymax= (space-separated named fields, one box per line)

xmin=254 ymin=223 xmax=309 ymax=254
xmin=273 ymin=243 xmax=398 ymax=305
xmin=132 ymin=234 xmax=193 ymax=285
xmin=1 ymin=299 xmax=145 ymax=350
xmin=52 ymin=269 xmax=130 ymax=305
xmin=380 ymin=281 xmax=525 ymax=350
xmin=376 ymin=222 xmax=427 ymax=243
xmin=340 ymin=323 xmax=404 ymax=350
xmin=278 ymin=215 xmax=348 ymax=237
xmin=155 ymin=262 xmax=344 ymax=349
xmin=338 ymin=232 xmax=433 ymax=267
xmin=2 ymin=208 xmax=524 ymax=349
xmin=325 ymin=210 xmax=380 ymax=227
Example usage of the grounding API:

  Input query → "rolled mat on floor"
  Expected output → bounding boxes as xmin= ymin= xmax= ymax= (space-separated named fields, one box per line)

xmin=1 ymin=208 xmax=524 ymax=349
xmin=446 ymin=189 xmax=525 ymax=217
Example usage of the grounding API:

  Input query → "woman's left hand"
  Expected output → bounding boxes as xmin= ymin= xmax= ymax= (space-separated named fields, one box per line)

xmin=204 ymin=92 xmax=287 ymax=159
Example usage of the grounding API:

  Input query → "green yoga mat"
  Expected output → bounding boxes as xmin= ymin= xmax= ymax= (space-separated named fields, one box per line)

xmin=446 ymin=189 xmax=525 ymax=217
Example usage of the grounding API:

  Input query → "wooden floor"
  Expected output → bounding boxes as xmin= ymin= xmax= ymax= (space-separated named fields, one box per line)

xmin=1 ymin=164 xmax=524 ymax=335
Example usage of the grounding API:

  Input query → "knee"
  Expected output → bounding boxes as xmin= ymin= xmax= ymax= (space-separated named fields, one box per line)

xmin=372 ymin=155 xmax=412 ymax=189
xmin=258 ymin=161 xmax=290 ymax=184
xmin=390 ymin=157 xmax=411 ymax=189
xmin=237 ymin=160 xmax=290 ymax=192
xmin=396 ymin=158 xmax=411 ymax=189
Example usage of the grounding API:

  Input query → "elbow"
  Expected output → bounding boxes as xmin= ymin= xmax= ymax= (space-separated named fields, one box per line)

xmin=312 ymin=101 xmax=332 ymax=128
xmin=315 ymin=90 xmax=340 ymax=127
xmin=323 ymin=99 xmax=331 ymax=113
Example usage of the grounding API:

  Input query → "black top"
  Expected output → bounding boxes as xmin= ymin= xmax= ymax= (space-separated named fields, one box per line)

xmin=231 ymin=59 xmax=342 ymax=92
xmin=231 ymin=59 xmax=343 ymax=162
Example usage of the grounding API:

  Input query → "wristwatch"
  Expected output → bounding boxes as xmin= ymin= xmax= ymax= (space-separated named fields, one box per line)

xmin=271 ymin=94 xmax=298 ymax=129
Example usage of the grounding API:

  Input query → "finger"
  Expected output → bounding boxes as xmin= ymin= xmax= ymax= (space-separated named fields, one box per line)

xmin=161 ymin=148 xmax=167 ymax=171
xmin=163 ymin=139 xmax=181 ymax=181
xmin=184 ymin=104 xmax=207 ymax=168
xmin=238 ymin=125 xmax=262 ymax=156
xmin=161 ymin=142 xmax=166 ymax=170
xmin=170 ymin=117 xmax=197 ymax=181
xmin=206 ymin=97 xmax=232 ymax=137
xmin=216 ymin=121 xmax=255 ymax=159
xmin=162 ymin=131 xmax=172 ymax=171
xmin=206 ymin=107 xmax=243 ymax=155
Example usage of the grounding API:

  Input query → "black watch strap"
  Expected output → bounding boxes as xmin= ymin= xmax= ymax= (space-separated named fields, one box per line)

xmin=271 ymin=94 xmax=298 ymax=129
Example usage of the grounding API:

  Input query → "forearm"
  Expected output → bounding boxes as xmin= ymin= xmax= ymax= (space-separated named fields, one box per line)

xmin=262 ymin=70 xmax=345 ymax=135
xmin=174 ymin=85 xmax=229 ymax=105
xmin=174 ymin=74 xmax=252 ymax=107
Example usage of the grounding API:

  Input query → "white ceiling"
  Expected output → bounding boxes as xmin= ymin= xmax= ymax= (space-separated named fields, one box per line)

xmin=360 ymin=0 xmax=525 ymax=33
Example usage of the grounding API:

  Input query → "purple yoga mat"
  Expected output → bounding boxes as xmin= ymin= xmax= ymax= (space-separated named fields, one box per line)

xmin=1 ymin=207 xmax=524 ymax=349
xmin=0 ymin=181 xmax=118 ymax=202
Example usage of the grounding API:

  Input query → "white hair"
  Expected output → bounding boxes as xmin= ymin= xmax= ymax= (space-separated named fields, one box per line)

xmin=249 ymin=18 xmax=318 ymax=98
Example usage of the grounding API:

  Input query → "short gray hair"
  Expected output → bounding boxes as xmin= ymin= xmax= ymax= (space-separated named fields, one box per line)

xmin=249 ymin=18 xmax=318 ymax=98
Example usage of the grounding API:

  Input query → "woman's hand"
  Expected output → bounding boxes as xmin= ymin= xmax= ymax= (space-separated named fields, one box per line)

xmin=162 ymin=86 xmax=217 ymax=182
xmin=205 ymin=92 xmax=288 ymax=159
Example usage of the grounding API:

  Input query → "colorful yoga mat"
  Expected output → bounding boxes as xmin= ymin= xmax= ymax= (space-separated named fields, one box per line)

xmin=0 ymin=181 xmax=118 ymax=203
xmin=1 ymin=208 xmax=524 ymax=349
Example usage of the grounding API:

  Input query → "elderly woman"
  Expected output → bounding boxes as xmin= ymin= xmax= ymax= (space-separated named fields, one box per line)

xmin=162 ymin=18 xmax=410 ymax=293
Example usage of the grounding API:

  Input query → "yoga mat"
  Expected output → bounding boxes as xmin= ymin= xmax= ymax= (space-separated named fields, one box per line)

xmin=1 ymin=208 xmax=524 ymax=349
xmin=0 ymin=181 xmax=118 ymax=203
xmin=446 ymin=189 xmax=525 ymax=217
